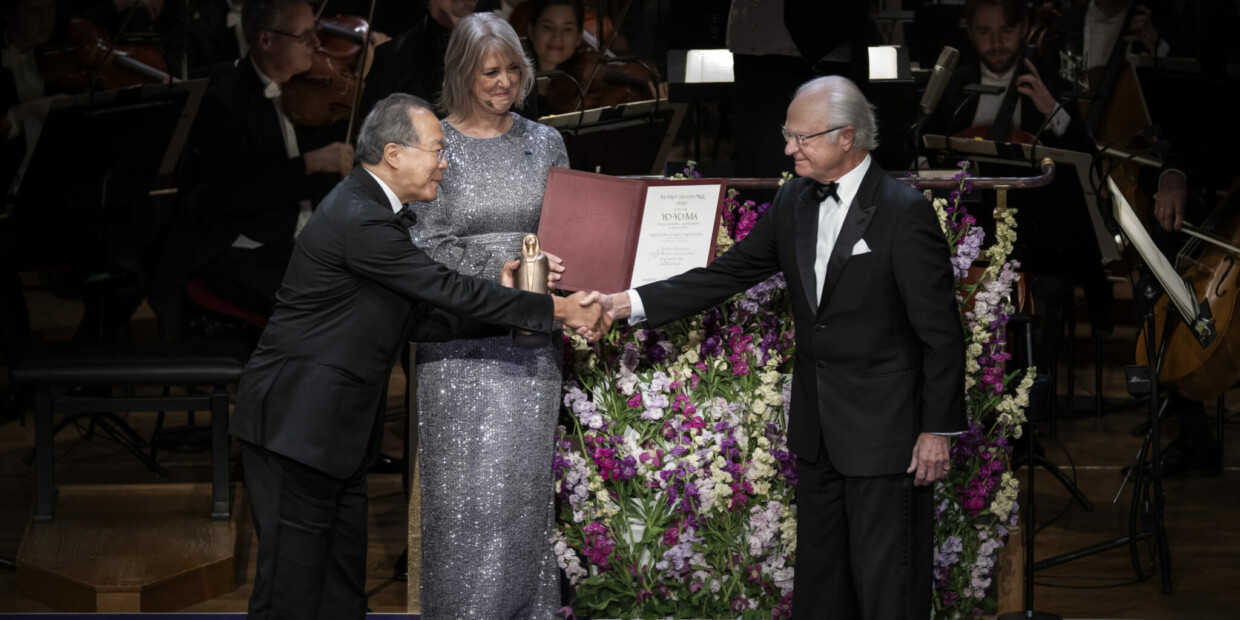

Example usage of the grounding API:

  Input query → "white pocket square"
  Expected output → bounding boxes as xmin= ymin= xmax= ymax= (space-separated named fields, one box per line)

xmin=851 ymin=239 xmax=871 ymax=255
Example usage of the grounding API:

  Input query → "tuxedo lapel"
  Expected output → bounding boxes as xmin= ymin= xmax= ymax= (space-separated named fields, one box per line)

xmin=348 ymin=166 xmax=393 ymax=209
xmin=818 ymin=165 xmax=882 ymax=314
xmin=792 ymin=180 xmax=823 ymax=314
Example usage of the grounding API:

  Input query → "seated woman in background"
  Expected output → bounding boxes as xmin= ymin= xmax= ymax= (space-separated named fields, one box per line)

xmin=526 ymin=0 xmax=660 ymax=115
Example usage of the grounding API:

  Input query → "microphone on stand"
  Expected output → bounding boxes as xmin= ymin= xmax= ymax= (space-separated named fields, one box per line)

xmin=918 ymin=46 xmax=960 ymax=120
xmin=910 ymin=46 xmax=959 ymax=167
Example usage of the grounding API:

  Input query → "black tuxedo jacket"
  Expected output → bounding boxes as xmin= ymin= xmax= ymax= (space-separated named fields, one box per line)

xmin=191 ymin=58 xmax=336 ymax=253
xmin=231 ymin=167 xmax=555 ymax=479
xmin=637 ymin=163 xmax=966 ymax=476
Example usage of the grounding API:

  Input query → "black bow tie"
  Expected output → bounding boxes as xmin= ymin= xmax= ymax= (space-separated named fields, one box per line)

xmin=814 ymin=181 xmax=840 ymax=204
xmin=396 ymin=205 xmax=417 ymax=228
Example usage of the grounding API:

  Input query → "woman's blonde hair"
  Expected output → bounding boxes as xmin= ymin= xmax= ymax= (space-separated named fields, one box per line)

xmin=438 ymin=12 xmax=534 ymax=119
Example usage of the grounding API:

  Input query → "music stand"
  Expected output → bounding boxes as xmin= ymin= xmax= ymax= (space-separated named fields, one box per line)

xmin=13 ymin=80 xmax=207 ymax=472
xmin=1032 ymin=178 xmax=1215 ymax=595
xmin=544 ymin=100 xmax=687 ymax=176
xmin=923 ymin=134 xmax=1121 ymax=264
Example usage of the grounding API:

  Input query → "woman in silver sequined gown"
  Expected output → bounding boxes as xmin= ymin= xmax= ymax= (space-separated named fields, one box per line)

xmin=408 ymin=13 xmax=568 ymax=620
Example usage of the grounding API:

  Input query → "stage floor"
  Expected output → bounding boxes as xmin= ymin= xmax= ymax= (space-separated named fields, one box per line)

xmin=2 ymin=283 xmax=1238 ymax=618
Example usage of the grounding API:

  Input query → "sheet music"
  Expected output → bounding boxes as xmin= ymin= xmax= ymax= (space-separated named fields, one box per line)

xmin=1109 ymin=176 xmax=1199 ymax=323
xmin=868 ymin=46 xmax=900 ymax=80
xmin=684 ymin=50 xmax=734 ymax=83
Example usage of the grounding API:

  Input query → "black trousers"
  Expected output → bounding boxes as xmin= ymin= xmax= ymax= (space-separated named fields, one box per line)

xmin=792 ymin=436 xmax=933 ymax=620
xmin=240 ymin=441 xmax=369 ymax=620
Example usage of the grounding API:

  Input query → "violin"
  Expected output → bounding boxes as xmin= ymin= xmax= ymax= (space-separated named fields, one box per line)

xmin=1134 ymin=175 xmax=1240 ymax=400
xmin=36 ymin=18 xmax=172 ymax=90
xmin=541 ymin=45 xmax=659 ymax=115
xmin=281 ymin=14 xmax=371 ymax=127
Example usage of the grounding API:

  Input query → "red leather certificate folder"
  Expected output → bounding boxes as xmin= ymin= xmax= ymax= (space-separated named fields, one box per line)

xmin=537 ymin=167 xmax=728 ymax=292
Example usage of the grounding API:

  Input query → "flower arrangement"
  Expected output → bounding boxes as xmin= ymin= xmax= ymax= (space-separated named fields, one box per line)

xmin=928 ymin=162 xmax=1032 ymax=619
xmin=553 ymin=165 xmax=799 ymax=619
xmin=552 ymin=162 xmax=1031 ymax=620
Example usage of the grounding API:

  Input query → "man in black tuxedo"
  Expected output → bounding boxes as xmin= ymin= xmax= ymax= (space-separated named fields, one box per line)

xmin=190 ymin=0 xmax=355 ymax=317
xmin=597 ymin=76 xmax=965 ymax=619
xmin=231 ymin=93 xmax=607 ymax=619
xmin=924 ymin=0 xmax=1092 ymax=152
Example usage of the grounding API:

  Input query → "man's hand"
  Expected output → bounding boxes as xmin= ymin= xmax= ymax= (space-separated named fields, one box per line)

xmin=10 ymin=95 xmax=67 ymax=125
xmin=305 ymin=142 xmax=355 ymax=177
xmin=1125 ymin=5 xmax=1159 ymax=52
xmin=500 ymin=259 xmax=520 ymax=288
xmin=907 ymin=432 xmax=951 ymax=486
xmin=1014 ymin=58 xmax=1058 ymax=118
xmin=1154 ymin=170 xmax=1186 ymax=231
xmin=554 ymin=291 xmax=611 ymax=341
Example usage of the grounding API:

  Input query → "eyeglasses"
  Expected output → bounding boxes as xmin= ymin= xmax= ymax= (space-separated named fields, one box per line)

xmin=265 ymin=25 xmax=319 ymax=45
xmin=405 ymin=144 xmax=447 ymax=163
xmin=781 ymin=124 xmax=849 ymax=147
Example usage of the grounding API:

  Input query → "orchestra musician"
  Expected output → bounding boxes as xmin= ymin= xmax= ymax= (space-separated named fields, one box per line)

xmin=923 ymin=0 xmax=1107 ymax=372
xmin=190 ymin=0 xmax=353 ymax=317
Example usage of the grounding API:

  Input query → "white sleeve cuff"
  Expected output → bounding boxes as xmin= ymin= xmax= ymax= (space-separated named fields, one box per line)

xmin=626 ymin=289 xmax=648 ymax=325
xmin=1158 ymin=168 xmax=1185 ymax=185
xmin=1049 ymin=107 xmax=1070 ymax=137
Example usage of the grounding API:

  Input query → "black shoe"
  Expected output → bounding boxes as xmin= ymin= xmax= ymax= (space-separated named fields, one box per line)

xmin=394 ymin=549 xmax=408 ymax=582
xmin=369 ymin=453 xmax=405 ymax=474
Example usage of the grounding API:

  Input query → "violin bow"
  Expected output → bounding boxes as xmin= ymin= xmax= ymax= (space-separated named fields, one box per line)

xmin=579 ymin=0 xmax=634 ymax=98
xmin=345 ymin=0 xmax=378 ymax=145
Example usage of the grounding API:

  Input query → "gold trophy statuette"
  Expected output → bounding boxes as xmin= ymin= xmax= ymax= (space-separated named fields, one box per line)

xmin=513 ymin=233 xmax=551 ymax=348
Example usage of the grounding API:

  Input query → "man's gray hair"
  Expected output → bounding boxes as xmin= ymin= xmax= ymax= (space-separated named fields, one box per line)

xmin=241 ymin=0 xmax=309 ymax=46
xmin=438 ymin=12 xmax=533 ymax=119
xmin=355 ymin=94 xmax=434 ymax=165
xmin=795 ymin=76 xmax=880 ymax=152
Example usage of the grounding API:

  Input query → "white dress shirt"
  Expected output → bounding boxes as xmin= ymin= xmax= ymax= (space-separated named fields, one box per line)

xmin=3 ymin=36 xmax=47 ymax=195
xmin=813 ymin=154 xmax=870 ymax=301
xmin=364 ymin=168 xmax=403 ymax=213
xmin=973 ymin=64 xmax=1070 ymax=138
xmin=1084 ymin=0 xmax=1169 ymax=71
xmin=232 ymin=60 xmax=313 ymax=249
xmin=227 ymin=0 xmax=249 ymax=58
